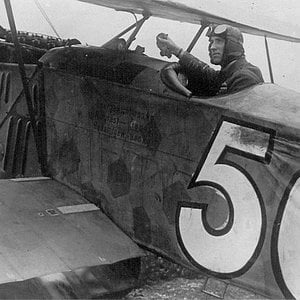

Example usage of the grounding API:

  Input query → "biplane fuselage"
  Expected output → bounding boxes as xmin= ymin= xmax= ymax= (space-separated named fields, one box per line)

xmin=0 ymin=41 xmax=299 ymax=298
xmin=0 ymin=0 xmax=300 ymax=298
xmin=43 ymin=45 xmax=300 ymax=299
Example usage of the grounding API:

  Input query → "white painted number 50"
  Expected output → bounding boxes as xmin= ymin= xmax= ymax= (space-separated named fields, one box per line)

xmin=177 ymin=119 xmax=273 ymax=276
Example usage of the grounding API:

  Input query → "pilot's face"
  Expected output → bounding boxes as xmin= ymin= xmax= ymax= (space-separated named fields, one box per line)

xmin=208 ymin=36 xmax=225 ymax=65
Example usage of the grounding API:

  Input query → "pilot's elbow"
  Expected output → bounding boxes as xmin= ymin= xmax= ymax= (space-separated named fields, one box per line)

xmin=161 ymin=63 xmax=192 ymax=97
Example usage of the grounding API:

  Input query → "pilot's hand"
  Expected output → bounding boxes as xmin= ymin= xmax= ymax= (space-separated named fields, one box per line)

xmin=156 ymin=33 xmax=182 ymax=58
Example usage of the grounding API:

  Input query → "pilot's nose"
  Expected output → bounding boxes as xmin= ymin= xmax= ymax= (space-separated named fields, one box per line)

xmin=210 ymin=41 xmax=217 ymax=50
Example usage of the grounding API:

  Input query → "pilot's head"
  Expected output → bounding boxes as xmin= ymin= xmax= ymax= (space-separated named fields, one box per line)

xmin=207 ymin=24 xmax=245 ymax=67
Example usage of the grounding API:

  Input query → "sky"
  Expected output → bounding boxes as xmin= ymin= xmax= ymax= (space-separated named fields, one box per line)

xmin=1 ymin=0 xmax=300 ymax=92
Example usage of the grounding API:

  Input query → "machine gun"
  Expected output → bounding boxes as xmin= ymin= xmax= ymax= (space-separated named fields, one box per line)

xmin=0 ymin=25 xmax=80 ymax=63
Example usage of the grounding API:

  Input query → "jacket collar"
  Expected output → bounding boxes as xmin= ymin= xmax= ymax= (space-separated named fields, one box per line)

xmin=220 ymin=57 xmax=247 ymax=79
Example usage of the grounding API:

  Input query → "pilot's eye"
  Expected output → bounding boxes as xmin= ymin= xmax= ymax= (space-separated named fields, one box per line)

xmin=215 ymin=38 xmax=223 ymax=44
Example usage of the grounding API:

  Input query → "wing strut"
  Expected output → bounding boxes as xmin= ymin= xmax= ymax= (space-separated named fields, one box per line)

xmin=34 ymin=0 xmax=61 ymax=39
xmin=186 ymin=23 xmax=209 ymax=53
xmin=264 ymin=36 xmax=274 ymax=83
xmin=4 ymin=0 xmax=47 ymax=175
xmin=125 ymin=14 xmax=149 ymax=49
xmin=102 ymin=14 xmax=149 ymax=50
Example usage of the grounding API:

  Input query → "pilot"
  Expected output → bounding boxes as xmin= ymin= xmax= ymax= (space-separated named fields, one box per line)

xmin=156 ymin=24 xmax=264 ymax=96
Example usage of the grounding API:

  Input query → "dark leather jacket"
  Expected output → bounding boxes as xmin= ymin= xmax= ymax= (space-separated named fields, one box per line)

xmin=178 ymin=52 xmax=264 ymax=96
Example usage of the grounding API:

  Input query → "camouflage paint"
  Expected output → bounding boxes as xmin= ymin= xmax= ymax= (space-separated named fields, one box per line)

xmin=43 ymin=47 xmax=300 ymax=299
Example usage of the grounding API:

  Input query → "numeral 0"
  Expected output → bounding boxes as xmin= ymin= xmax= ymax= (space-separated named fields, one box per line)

xmin=272 ymin=173 xmax=300 ymax=299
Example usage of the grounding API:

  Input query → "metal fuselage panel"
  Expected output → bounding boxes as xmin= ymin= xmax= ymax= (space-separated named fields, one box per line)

xmin=43 ymin=47 xmax=300 ymax=299
xmin=0 ymin=63 xmax=44 ymax=178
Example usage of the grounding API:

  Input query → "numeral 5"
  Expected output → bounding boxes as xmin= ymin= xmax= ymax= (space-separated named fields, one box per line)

xmin=176 ymin=118 xmax=274 ymax=277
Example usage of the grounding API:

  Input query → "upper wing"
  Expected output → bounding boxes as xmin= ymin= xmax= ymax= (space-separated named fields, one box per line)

xmin=77 ymin=0 xmax=300 ymax=43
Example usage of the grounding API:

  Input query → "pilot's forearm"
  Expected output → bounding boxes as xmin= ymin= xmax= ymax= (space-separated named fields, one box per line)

xmin=178 ymin=51 xmax=211 ymax=73
xmin=172 ymin=47 xmax=185 ymax=58
xmin=177 ymin=51 xmax=222 ymax=95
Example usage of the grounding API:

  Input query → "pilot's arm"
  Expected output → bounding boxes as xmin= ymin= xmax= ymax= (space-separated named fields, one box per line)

xmin=178 ymin=52 xmax=224 ymax=96
xmin=157 ymin=33 xmax=223 ymax=96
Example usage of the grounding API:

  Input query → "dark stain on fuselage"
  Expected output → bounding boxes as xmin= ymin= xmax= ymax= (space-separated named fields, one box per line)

xmin=89 ymin=103 xmax=107 ymax=132
xmin=50 ymin=137 xmax=80 ymax=178
xmin=140 ymin=116 xmax=162 ymax=152
xmin=107 ymin=158 xmax=131 ymax=198
xmin=133 ymin=206 xmax=152 ymax=244
xmin=163 ymin=181 xmax=191 ymax=225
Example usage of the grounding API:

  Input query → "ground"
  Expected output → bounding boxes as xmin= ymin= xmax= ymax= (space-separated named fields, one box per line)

xmin=123 ymin=253 xmax=269 ymax=300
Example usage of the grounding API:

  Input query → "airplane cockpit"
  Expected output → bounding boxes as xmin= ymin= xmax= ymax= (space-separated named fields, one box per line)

xmin=0 ymin=11 xmax=204 ymax=100
xmin=0 ymin=18 xmax=186 ymax=99
xmin=0 ymin=9 xmax=265 ymax=100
